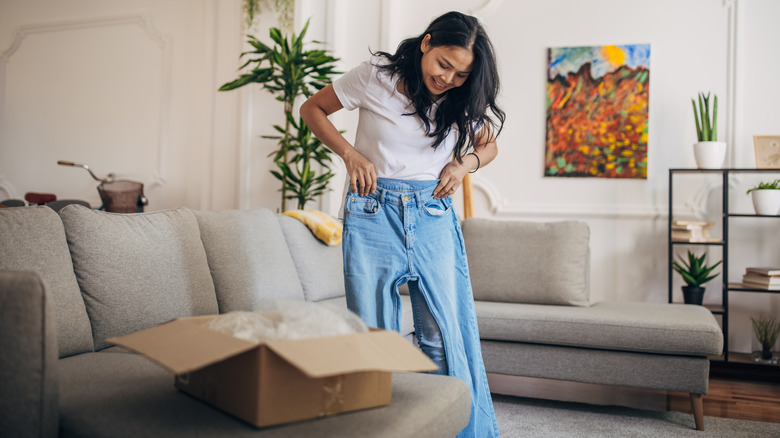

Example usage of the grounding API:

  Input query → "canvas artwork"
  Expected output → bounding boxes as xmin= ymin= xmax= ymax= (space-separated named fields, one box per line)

xmin=546 ymin=44 xmax=650 ymax=178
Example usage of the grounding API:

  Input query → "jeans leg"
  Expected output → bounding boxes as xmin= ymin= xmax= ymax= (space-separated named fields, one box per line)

xmin=407 ymin=280 xmax=448 ymax=375
xmin=342 ymin=191 xmax=405 ymax=331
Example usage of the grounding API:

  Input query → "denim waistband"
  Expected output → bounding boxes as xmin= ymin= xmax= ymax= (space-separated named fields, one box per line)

xmin=373 ymin=178 xmax=440 ymax=207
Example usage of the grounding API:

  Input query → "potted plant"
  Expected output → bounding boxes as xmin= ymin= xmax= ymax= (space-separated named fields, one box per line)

xmin=746 ymin=178 xmax=780 ymax=216
xmin=672 ymin=250 xmax=722 ymax=305
xmin=691 ymin=92 xmax=726 ymax=168
xmin=750 ymin=314 xmax=780 ymax=362
xmin=219 ymin=20 xmax=340 ymax=211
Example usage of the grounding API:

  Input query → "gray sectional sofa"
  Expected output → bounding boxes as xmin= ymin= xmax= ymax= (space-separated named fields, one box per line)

xmin=0 ymin=205 xmax=723 ymax=436
xmin=0 ymin=205 xmax=469 ymax=438
xmin=461 ymin=219 xmax=723 ymax=431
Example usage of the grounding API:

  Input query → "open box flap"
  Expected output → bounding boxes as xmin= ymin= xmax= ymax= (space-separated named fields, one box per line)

xmin=265 ymin=330 xmax=438 ymax=378
xmin=107 ymin=317 xmax=257 ymax=374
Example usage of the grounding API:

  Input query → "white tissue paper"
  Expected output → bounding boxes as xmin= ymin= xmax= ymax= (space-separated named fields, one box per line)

xmin=206 ymin=298 xmax=369 ymax=343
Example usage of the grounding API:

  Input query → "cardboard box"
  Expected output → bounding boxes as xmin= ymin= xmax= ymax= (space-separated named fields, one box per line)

xmin=108 ymin=315 xmax=437 ymax=427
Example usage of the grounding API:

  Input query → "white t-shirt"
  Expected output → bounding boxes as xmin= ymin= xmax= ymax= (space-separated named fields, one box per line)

xmin=332 ymin=56 xmax=460 ymax=180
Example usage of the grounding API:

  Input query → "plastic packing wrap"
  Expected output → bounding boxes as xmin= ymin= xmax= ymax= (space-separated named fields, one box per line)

xmin=206 ymin=298 xmax=368 ymax=343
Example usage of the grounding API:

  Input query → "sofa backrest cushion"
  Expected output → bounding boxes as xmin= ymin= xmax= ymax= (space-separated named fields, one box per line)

xmin=462 ymin=218 xmax=590 ymax=306
xmin=195 ymin=209 xmax=305 ymax=312
xmin=0 ymin=206 xmax=94 ymax=357
xmin=59 ymin=205 xmax=218 ymax=350
xmin=277 ymin=214 xmax=345 ymax=302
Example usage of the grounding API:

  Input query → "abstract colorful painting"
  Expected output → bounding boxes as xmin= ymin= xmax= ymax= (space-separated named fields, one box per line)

xmin=545 ymin=44 xmax=650 ymax=178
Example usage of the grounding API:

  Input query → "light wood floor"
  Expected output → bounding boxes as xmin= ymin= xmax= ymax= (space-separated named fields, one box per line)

xmin=488 ymin=369 xmax=780 ymax=424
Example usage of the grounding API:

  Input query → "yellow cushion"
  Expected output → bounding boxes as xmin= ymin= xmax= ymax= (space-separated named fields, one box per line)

xmin=282 ymin=210 xmax=343 ymax=246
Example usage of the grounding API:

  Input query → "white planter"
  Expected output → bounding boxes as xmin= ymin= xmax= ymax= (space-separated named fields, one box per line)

xmin=751 ymin=190 xmax=780 ymax=215
xmin=693 ymin=141 xmax=726 ymax=169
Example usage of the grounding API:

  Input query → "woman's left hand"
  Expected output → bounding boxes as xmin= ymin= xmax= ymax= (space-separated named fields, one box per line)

xmin=433 ymin=160 xmax=470 ymax=200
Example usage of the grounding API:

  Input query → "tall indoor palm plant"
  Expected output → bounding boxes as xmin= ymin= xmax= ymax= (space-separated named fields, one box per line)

xmin=219 ymin=20 xmax=340 ymax=211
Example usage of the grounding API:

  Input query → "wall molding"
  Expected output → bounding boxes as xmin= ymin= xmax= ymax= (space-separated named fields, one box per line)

xmin=725 ymin=0 xmax=738 ymax=166
xmin=468 ymin=0 xmax=505 ymax=17
xmin=471 ymin=176 xmax=668 ymax=219
xmin=0 ymin=14 xmax=171 ymax=194
xmin=0 ymin=180 xmax=17 ymax=200
xmin=469 ymin=0 xmax=739 ymax=221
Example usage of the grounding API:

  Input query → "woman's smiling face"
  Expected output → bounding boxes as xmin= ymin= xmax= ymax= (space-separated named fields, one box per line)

xmin=419 ymin=34 xmax=474 ymax=97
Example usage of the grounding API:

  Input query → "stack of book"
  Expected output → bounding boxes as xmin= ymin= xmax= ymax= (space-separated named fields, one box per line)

xmin=671 ymin=220 xmax=719 ymax=243
xmin=742 ymin=267 xmax=780 ymax=290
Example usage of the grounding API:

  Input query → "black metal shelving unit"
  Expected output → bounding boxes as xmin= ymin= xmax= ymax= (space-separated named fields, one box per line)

xmin=668 ymin=168 xmax=780 ymax=366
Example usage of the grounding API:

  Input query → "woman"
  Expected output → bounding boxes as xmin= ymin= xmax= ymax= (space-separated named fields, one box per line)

xmin=301 ymin=11 xmax=505 ymax=437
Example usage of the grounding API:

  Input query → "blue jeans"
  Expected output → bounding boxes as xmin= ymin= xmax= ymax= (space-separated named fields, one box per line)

xmin=342 ymin=178 xmax=499 ymax=438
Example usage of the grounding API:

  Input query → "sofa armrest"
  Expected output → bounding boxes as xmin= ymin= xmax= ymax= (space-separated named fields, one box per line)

xmin=0 ymin=270 xmax=59 ymax=438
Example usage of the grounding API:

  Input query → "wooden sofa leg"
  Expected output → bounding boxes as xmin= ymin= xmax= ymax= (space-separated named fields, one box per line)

xmin=690 ymin=393 xmax=704 ymax=431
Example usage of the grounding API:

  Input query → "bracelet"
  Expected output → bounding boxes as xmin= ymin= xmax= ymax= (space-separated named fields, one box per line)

xmin=467 ymin=152 xmax=480 ymax=173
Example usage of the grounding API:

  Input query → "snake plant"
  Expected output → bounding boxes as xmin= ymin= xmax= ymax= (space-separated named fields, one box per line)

xmin=691 ymin=92 xmax=718 ymax=142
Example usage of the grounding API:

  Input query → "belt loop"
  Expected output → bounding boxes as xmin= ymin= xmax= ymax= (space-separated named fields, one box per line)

xmin=379 ymin=188 xmax=387 ymax=205
xmin=414 ymin=191 xmax=423 ymax=209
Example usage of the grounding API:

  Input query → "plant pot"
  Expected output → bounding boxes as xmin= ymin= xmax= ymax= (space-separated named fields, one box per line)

xmin=682 ymin=286 xmax=705 ymax=305
xmin=693 ymin=141 xmax=726 ymax=169
xmin=750 ymin=190 xmax=780 ymax=215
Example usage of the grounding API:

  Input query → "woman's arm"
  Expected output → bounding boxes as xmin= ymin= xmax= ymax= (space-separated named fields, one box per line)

xmin=300 ymin=84 xmax=377 ymax=197
xmin=433 ymin=124 xmax=498 ymax=199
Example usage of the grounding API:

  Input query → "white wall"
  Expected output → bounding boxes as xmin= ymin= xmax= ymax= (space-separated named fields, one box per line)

xmin=0 ymin=0 xmax=244 ymax=211
xmin=1 ymin=0 xmax=778 ymax=353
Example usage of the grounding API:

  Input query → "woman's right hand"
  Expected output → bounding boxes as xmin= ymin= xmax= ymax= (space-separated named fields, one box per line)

xmin=343 ymin=148 xmax=376 ymax=196
xmin=300 ymin=84 xmax=377 ymax=197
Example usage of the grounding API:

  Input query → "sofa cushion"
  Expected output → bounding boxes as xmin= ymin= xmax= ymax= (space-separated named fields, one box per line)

xmin=58 ymin=352 xmax=470 ymax=438
xmin=0 ymin=206 xmax=94 ymax=356
xmin=462 ymin=219 xmax=590 ymax=306
xmin=59 ymin=206 xmax=218 ymax=350
xmin=475 ymin=301 xmax=724 ymax=356
xmin=195 ymin=209 xmax=305 ymax=312
xmin=278 ymin=214 xmax=345 ymax=301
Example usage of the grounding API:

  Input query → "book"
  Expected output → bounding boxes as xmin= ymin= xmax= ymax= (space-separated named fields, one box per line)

xmin=671 ymin=227 xmax=719 ymax=243
xmin=672 ymin=220 xmax=715 ymax=230
xmin=745 ymin=267 xmax=780 ymax=276
xmin=742 ymin=273 xmax=780 ymax=286
xmin=741 ymin=280 xmax=780 ymax=291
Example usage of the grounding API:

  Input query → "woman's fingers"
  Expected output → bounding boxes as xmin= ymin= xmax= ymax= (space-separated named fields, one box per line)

xmin=434 ymin=162 xmax=465 ymax=199
xmin=346 ymin=151 xmax=376 ymax=196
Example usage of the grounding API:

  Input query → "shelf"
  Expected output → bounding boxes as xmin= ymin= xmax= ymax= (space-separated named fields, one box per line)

xmin=668 ymin=168 xmax=780 ymax=370
xmin=670 ymin=168 xmax=780 ymax=173
xmin=670 ymin=240 xmax=724 ymax=246
xmin=728 ymin=213 xmax=780 ymax=218
xmin=726 ymin=352 xmax=780 ymax=367
xmin=727 ymin=283 xmax=780 ymax=293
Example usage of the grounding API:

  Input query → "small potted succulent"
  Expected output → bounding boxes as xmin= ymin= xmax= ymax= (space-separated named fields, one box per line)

xmin=746 ymin=178 xmax=780 ymax=216
xmin=751 ymin=314 xmax=780 ymax=362
xmin=691 ymin=92 xmax=726 ymax=168
xmin=672 ymin=250 xmax=722 ymax=305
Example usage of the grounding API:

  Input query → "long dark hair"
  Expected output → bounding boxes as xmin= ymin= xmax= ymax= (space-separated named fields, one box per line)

xmin=373 ymin=11 xmax=505 ymax=161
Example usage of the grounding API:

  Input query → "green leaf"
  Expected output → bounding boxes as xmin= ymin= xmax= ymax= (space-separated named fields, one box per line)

xmin=269 ymin=27 xmax=284 ymax=45
xmin=692 ymin=99 xmax=702 ymax=141
xmin=711 ymin=95 xmax=718 ymax=141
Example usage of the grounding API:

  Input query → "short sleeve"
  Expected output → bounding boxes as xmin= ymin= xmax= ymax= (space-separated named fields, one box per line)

xmin=332 ymin=59 xmax=373 ymax=111
xmin=474 ymin=119 xmax=485 ymax=134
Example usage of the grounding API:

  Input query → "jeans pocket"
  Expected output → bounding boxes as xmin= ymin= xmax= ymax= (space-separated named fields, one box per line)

xmin=346 ymin=194 xmax=381 ymax=217
xmin=423 ymin=197 xmax=452 ymax=217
